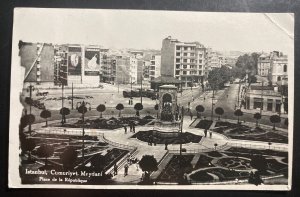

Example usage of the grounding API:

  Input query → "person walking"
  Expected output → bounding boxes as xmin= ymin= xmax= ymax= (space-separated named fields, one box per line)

xmin=124 ymin=164 xmax=129 ymax=176
xmin=129 ymin=122 xmax=133 ymax=132
xmin=190 ymin=111 xmax=193 ymax=120
xmin=209 ymin=130 xmax=212 ymax=138
xmin=133 ymin=123 xmax=135 ymax=133
xmin=204 ymin=129 xmax=207 ymax=137
xmin=124 ymin=125 xmax=127 ymax=134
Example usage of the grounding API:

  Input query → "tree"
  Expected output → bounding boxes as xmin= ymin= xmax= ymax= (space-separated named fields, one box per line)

xmin=154 ymin=104 xmax=159 ymax=118
xmin=60 ymin=107 xmax=70 ymax=125
xmin=214 ymin=143 xmax=218 ymax=150
xmin=253 ymin=113 xmax=262 ymax=127
xmin=36 ymin=144 xmax=54 ymax=167
xmin=214 ymin=107 xmax=224 ymax=120
xmin=21 ymin=138 xmax=36 ymax=161
xmin=134 ymin=103 xmax=143 ymax=117
xmin=270 ymin=115 xmax=281 ymax=130
xmin=234 ymin=109 xmax=243 ymax=124
xmin=96 ymin=104 xmax=106 ymax=118
xmin=195 ymin=105 xmax=205 ymax=118
xmin=24 ymin=97 xmax=33 ymax=105
xmin=40 ymin=109 xmax=51 ymax=127
xmin=22 ymin=114 xmax=35 ymax=134
xmin=207 ymin=66 xmax=232 ymax=92
xmin=139 ymin=155 xmax=158 ymax=182
xmin=116 ymin=103 xmax=124 ymax=117
xmin=60 ymin=147 xmax=78 ymax=170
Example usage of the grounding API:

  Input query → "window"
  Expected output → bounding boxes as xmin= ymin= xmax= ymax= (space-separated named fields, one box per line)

xmin=184 ymin=47 xmax=188 ymax=50
xmin=199 ymin=60 xmax=202 ymax=63
xmin=176 ymin=64 xmax=180 ymax=69
xmin=183 ymin=59 xmax=187 ymax=63
xmin=190 ymin=59 xmax=194 ymax=63
xmin=199 ymin=65 xmax=202 ymax=69
xmin=175 ymin=70 xmax=180 ymax=75
xmin=283 ymin=64 xmax=287 ymax=72
xmin=199 ymin=71 xmax=202 ymax=75
xmin=191 ymin=47 xmax=195 ymax=50
xmin=183 ymin=65 xmax=187 ymax=69
xmin=253 ymin=98 xmax=263 ymax=110
xmin=183 ymin=71 xmax=187 ymax=75
xmin=199 ymin=54 xmax=203 ymax=58
xmin=277 ymin=76 xmax=281 ymax=81
xmin=176 ymin=46 xmax=181 ymax=50
xmin=176 ymin=58 xmax=180 ymax=63
xmin=183 ymin=53 xmax=188 ymax=56
xmin=267 ymin=99 xmax=273 ymax=111
xmin=190 ymin=53 xmax=195 ymax=56
xmin=176 ymin=52 xmax=180 ymax=56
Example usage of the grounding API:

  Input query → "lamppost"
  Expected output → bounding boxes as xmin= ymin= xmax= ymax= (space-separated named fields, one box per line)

xmin=58 ymin=82 xmax=65 ymax=123
xmin=260 ymin=81 xmax=264 ymax=115
xmin=26 ymin=84 xmax=35 ymax=132
xmin=140 ymin=74 xmax=143 ymax=104
xmin=211 ymin=90 xmax=216 ymax=121
xmin=76 ymin=101 xmax=91 ymax=162
xmin=130 ymin=76 xmax=133 ymax=105
xmin=180 ymin=106 xmax=184 ymax=156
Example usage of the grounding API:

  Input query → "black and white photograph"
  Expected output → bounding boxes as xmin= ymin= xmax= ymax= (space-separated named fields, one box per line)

xmin=8 ymin=8 xmax=294 ymax=190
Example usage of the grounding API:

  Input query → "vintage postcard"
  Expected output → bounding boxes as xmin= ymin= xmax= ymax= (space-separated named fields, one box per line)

xmin=9 ymin=8 xmax=294 ymax=190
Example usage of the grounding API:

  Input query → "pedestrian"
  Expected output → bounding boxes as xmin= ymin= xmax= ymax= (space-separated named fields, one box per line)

xmin=190 ymin=111 xmax=193 ymax=120
xmin=209 ymin=130 xmax=212 ymax=138
xmin=187 ymin=102 xmax=190 ymax=112
xmin=133 ymin=123 xmax=135 ymax=133
xmin=124 ymin=164 xmax=129 ymax=176
xmin=204 ymin=129 xmax=207 ymax=137
xmin=165 ymin=142 xmax=168 ymax=150
xmin=124 ymin=125 xmax=127 ymax=134
xmin=129 ymin=122 xmax=133 ymax=132
xmin=128 ymin=99 xmax=131 ymax=105
xmin=113 ymin=163 xmax=118 ymax=175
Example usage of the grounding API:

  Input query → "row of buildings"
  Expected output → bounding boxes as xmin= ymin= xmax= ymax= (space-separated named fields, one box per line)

xmin=19 ymin=37 xmax=239 ymax=89
xmin=243 ymin=51 xmax=289 ymax=114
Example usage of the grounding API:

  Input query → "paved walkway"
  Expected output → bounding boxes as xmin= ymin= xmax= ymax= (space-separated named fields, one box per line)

xmin=30 ymin=112 xmax=288 ymax=184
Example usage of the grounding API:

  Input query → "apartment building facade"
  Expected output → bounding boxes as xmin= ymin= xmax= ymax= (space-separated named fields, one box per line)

xmin=161 ymin=36 xmax=207 ymax=88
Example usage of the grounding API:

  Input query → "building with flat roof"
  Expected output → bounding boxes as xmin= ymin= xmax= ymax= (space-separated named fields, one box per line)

xmin=257 ymin=51 xmax=288 ymax=84
xmin=161 ymin=36 xmax=207 ymax=88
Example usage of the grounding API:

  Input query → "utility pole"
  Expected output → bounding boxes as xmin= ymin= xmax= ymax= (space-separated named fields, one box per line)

xmin=140 ymin=74 xmax=143 ymax=104
xmin=27 ymin=84 xmax=34 ymax=132
xmin=260 ymin=81 xmax=264 ymax=115
xmin=180 ymin=106 xmax=184 ymax=156
xmin=211 ymin=89 xmax=215 ymax=121
xmin=71 ymin=82 xmax=74 ymax=110
xmin=61 ymin=83 xmax=64 ymax=124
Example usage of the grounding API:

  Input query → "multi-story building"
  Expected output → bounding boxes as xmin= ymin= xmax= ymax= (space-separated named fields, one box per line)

xmin=209 ymin=51 xmax=221 ymax=69
xmin=257 ymin=51 xmax=288 ymax=84
xmin=161 ymin=36 xmax=207 ymax=87
xmin=115 ymin=56 xmax=138 ymax=84
xmin=100 ymin=52 xmax=116 ymax=84
xmin=269 ymin=51 xmax=288 ymax=84
xmin=149 ymin=55 xmax=161 ymax=80
xmin=257 ymin=53 xmax=271 ymax=77
xmin=20 ymin=41 xmax=55 ymax=87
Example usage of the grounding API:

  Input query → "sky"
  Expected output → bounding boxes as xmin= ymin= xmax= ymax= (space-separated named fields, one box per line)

xmin=13 ymin=8 xmax=294 ymax=55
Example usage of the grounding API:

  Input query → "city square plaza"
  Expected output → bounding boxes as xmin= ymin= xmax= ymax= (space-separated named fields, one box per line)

xmin=20 ymin=82 xmax=289 ymax=185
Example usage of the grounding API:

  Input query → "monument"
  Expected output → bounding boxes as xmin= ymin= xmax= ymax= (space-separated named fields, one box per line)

xmin=154 ymin=85 xmax=181 ymax=130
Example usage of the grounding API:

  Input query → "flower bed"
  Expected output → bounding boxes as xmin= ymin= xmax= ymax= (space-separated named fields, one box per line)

xmin=157 ymin=155 xmax=194 ymax=182
xmin=131 ymin=130 xmax=202 ymax=144
xmin=195 ymin=120 xmax=213 ymax=129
